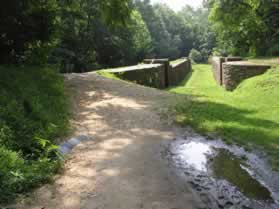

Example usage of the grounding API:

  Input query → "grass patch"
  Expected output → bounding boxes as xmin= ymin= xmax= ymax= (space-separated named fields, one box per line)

xmin=96 ymin=70 xmax=122 ymax=80
xmin=0 ymin=65 xmax=69 ymax=203
xmin=248 ymin=57 xmax=279 ymax=67
xmin=169 ymin=64 xmax=279 ymax=169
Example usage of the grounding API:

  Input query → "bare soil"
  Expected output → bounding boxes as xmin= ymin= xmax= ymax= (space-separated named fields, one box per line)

xmin=9 ymin=73 xmax=201 ymax=209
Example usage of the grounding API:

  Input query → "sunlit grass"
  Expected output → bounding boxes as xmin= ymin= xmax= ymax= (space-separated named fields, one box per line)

xmin=169 ymin=64 xmax=279 ymax=169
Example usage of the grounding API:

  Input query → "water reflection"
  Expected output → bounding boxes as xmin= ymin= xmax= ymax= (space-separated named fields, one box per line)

xmin=212 ymin=149 xmax=272 ymax=200
xmin=178 ymin=141 xmax=212 ymax=171
xmin=166 ymin=137 xmax=279 ymax=209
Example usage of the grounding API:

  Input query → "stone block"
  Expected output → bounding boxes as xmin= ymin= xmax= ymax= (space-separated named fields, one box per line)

xmin=222 ymin=62 xmax=270 ymax=90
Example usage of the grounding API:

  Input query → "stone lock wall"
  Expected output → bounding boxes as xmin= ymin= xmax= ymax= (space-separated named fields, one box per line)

xmin=212 ymin=56 xmax=243 ymax=85
xmin=212 ymin=57 xmax=226 ymax=85
xmin=222 ymin=62 xmax=270 ymax=90
xmin=168 ymin=58 xmax=192 ymax=86
xmin=101 ymin=58 xmax=191 ymax=89
xmin=143 ymin=59 xmax=170 ymax=87
xmin=212 ymin=56 xmax=271 ymax=91
xmin=105 ymin=64 xmax=166 ymax=89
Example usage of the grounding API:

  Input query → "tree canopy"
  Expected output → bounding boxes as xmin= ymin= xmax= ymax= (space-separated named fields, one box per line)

xmin=0 ymin=0 xmax=132 ymax=64
xmin=1 ymin=0 xmax=278 ymax=70
xmin=208 ymin=0 xmax=279 ymax=56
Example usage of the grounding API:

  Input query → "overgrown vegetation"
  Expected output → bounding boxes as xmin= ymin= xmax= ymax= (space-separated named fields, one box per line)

xmin=169 ymin=62 xmax=279 ymax=169
xmin=0 ymin=0 xmax=131 ymax=203
xmin=0 ymin=0 xmax=132 ymax=66
xmin=208 ymin=0 xmax=279 ymax=56
xmin=0 ymin=66 xmax=69 ymax=203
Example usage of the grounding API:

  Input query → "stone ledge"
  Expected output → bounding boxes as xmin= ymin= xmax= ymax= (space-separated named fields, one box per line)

xmin=225 ymin=61 xmax=270 ymax=67
xmin=212 ymin=56 xmax=272 ymax=91
xmin=100 ymin=58 xmax=191 ymax=89
xmin=222 ymin=62 xmax=271 ymax=90
xmin=104 ymin=64 xmax=161 ymax=73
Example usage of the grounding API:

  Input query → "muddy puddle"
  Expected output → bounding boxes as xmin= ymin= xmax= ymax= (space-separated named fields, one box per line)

xmin=163 ymin=132 xmax=279 ymax=209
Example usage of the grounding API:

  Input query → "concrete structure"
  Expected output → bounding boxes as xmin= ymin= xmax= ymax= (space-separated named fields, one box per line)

xmin=102 ymin=58 xmax=192 ymax=89
xmin=212 ymin=56 xmax=243 ymax=85
xmin=169 ymin=59 xmax=192 ymax=86
xmin=212 ymin=56 xmax=271 ymax=90
xmin=222 ymin=62 xmax=270 ymax=91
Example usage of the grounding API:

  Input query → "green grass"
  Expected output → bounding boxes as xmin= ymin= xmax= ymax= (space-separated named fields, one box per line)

xmin=169 ymin=64 xmax=279 ymax=169
xmin=248 ymin=57 xmax=279 ymax=67
xmin=96 ymin=70 xmax=123 ymax=80
xmin=0 ymin=65 xmax=69 ymax=203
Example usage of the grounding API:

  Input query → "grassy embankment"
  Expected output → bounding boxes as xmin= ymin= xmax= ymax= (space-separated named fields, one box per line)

xmin=169 ymin=58 xmax=279 ymax=169
xmin=96 ymin=58 xmax=279 ymax=169
xmin=0 ymin=66 xmax=69 ymax=203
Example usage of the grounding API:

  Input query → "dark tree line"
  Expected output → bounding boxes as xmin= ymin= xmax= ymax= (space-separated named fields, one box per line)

xmin=0 ymin=0 xmax=132 ymax=68
xmin=0 ymin=0 xmax=216 ymax=71
xmin=1 ymin=0 xmax=277 ymax=71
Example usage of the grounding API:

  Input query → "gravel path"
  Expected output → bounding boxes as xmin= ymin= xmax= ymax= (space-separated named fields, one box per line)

xmin=10 ymin=73 xmax=201 ymax=209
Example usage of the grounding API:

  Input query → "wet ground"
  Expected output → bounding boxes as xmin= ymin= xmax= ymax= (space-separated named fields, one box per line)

xmin=163 ymin=131 xmax=279 ymax=209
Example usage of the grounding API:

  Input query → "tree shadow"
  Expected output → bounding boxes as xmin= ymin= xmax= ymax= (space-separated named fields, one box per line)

xmin=167 ymin=69 xmax=193 ymax=89
xmin=175 ymin=97 xmax=279 ymax=153
xmin=7 ymin=72 xmax=279 ymax=208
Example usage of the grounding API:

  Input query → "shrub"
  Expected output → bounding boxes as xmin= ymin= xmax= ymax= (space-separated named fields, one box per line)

xmin=189 ymin=49 xmax=203 ymax=64
xmin=0 ymin=65 xmax=69 ymax=203
xmin=0 ymin=147 xmax=60 ymax=203
xmin=0 ymin=147 xmax=25 ymax=202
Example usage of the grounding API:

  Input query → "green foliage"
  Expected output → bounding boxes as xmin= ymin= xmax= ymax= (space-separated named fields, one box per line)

xmin=0 ymin=0 xmax=133 ymax=66
xmin=100 ymin=0 xmax=131 ymax=26
xmin=1 ymin=0 xmax=216 ymax=69
xmin=209 ymin=0 xmax=279 ymax=56
xmin=189 ymin=48 xmax=210 ymax=63
xmin=0 ymin=66 xmax=68 ymax=203
xmin=189 ymin=49 xmax=203 ymax=63
xmin=128 ymin=11 xmax=153 ymax=61
xmin=0 ymin=0 xmax=60 ymax=64
xmin=0 ymin=147 xmax=25 ymax=202
xmin=169 ymin=62 xmax=279 ymax=169
xmin=52 ymin=0 xmax=150 ymax=72
xmin=134 ymin=1 xmax=216 ymax=60
xmin=0 ymin=147 xmax=60 ymax=203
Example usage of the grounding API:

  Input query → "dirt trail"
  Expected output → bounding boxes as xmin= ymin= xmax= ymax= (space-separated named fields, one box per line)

xmin=11 ymin=73 xmax=201 ymax=209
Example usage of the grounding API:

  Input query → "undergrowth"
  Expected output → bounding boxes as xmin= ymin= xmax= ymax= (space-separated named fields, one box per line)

xmin=0 ymin=65 xmax=69 ymax=203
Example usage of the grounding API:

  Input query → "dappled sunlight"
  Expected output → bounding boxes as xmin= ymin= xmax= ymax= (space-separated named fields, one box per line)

xmin=101 ymin=168 xmax=121 ymax=177
xmin=10 ymin=73 xmax=196 ymax=209
xmin=99 ymin=138 xmax=132 ymax=150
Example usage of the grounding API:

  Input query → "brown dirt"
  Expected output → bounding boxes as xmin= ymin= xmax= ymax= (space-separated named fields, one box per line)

xmin=9 ymin=73 xmax=201 ymax=209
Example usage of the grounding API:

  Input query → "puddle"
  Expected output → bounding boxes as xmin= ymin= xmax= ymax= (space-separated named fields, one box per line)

xmin=163 ymin=132 xmax=279 ymax=209
xmin=212 ymin=149 xmax=271 ymax=201
xmin=175 ymin=141 xmax=212 ymax=171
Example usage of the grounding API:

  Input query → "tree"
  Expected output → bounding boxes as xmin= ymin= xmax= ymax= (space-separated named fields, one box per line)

xmin=0 ymin=0 xmax=132 ymax=65
xmin=179 ymin=5 xmax=216 ymax=59
xmin=0 ymin=0 xmax=59 ymax=64
xmin=53 ymin=0 xmax=151 ymax=72
xmin=134 ymin=0 xmax=216 ymax=60
xmin=209 ymin=0 xmax=279 ymax=56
